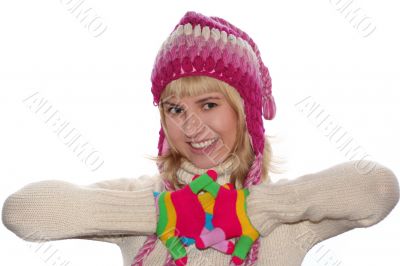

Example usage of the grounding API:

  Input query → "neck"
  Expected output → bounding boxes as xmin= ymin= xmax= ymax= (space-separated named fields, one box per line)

xmin=176 ymin=155 xmax=242 ymax=188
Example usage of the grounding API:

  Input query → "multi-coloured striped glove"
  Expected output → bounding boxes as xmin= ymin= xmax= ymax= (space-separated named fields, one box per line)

xmin=179 ymin=181 xmax=236 ymax=255
xmin=194 ymin=175 xmax=260 ymax=265
xmin=153 ymin=170 xmax=221 ymax=265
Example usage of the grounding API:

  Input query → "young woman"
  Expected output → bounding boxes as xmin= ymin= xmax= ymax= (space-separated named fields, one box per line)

xmin=2 ymin=11 xmax=399 ymax=266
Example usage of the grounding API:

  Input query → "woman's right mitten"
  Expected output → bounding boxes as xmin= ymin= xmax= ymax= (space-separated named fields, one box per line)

xmin=153 ymin=170 xmax=218 ymax=266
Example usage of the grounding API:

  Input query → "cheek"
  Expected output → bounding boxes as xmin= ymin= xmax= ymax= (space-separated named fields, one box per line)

xmin=226 ymin=113 xmax=238 ymax=132
xmin=212 ymin=108 xmax=237 ymax=137
xmin=225 ymin=107 xmax=238 ymax=129
xmin=165 ymin=117 xmax=183 ymax=141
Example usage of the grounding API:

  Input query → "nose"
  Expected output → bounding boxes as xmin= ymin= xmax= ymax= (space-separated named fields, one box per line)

xmin=182 ymin=111 xmax=205 ymax=140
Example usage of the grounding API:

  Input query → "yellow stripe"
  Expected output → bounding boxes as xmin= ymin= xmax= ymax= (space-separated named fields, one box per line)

xmin=197 ymin=184 xmax=232 ymax=214
xmin=198 ymin=192 xmax=215 ymax=214
xmin=160 ymin=192 xmax=177 ymax=242
xmin=236 ymin=190 xmax=259 ymax=241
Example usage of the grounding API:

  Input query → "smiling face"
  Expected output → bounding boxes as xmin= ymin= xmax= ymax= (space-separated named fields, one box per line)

xmin=161 ymin=91 xmax=238 ymax=169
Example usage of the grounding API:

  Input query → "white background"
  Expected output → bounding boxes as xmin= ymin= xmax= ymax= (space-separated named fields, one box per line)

xmin=0 ymin=0 xmax=399 ymax=265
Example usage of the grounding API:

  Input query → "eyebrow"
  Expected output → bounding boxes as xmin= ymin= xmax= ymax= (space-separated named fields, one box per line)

xmin=162 ymin=96 xmax=222 ymax=107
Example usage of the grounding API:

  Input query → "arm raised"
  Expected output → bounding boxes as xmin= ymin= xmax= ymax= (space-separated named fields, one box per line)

xmin=2 ymin=174 xmax=161 ymax=245
xmin=247 ymin=160 xmax=399 ymax=238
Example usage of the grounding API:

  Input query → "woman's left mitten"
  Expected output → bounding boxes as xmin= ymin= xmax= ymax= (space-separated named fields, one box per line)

xmin=195 ymin=181 xmax=260 ymax=265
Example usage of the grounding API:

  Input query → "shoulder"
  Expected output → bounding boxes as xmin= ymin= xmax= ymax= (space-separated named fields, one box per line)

xmin=85 ymin=173 xmax=165 ymax=192
xmin=140 ymin=173 xmax=165 ymax=192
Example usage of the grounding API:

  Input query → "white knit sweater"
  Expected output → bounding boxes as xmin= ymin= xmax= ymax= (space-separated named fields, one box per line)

xmin=2 ymin=158 xmax=399 ymax=266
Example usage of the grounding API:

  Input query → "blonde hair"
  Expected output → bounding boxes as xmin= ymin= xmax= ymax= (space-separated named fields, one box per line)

xmin=146 ymin=75 xmax=283 ymax=189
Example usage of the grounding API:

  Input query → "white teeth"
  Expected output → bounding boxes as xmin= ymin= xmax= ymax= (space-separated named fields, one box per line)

xmin=190 ymin=138 xmax=217 ymax=149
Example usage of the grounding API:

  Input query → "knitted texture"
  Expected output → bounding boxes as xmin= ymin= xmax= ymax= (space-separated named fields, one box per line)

xmin=153 ymin=170 xmax=219 ymax=265
xmin=194 ymin=178 xmax=260 ymax=265
xmin=2 ymin=159 xmax=399 ymax=265
xmin=137 ymin=10 xmax=277 ymax=265
xmin=152 ymin=10 xmax=276 ymax=157
xmin=195 ymin=183 xmax=235 ymax=254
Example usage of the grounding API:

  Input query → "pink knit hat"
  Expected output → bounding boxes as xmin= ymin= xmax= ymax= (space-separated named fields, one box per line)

xmin=151 ymin=11 xmax=276 ymax=171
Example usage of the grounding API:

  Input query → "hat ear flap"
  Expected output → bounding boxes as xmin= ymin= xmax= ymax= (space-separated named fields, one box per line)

xmin=161 ymin=136 xmax=170 ymax=155
xmin=158 ymin=127 xmax=171 ymax=156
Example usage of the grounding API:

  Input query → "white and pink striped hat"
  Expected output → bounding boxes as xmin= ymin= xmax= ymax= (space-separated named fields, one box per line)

xmin=151 ymin=11 xmax=276 ymax=168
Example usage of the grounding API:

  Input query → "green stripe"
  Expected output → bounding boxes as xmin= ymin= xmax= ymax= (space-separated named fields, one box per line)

xmin=156 ymin=192 xmax=168 ymax=236
xmin=166 ymin=236 xmax=187 ymax=259
xmin=244 ymin=188 xmax=249 ymax=197
xmin=189 ymin=173 xmax=213 ymax=193
xmin=243 ymin=188 xmax=249 ymax=212
xmin=203 ymin=181 xmax=220 ymax=198
xmin=232 ymin=235 xmax=254 ymax=260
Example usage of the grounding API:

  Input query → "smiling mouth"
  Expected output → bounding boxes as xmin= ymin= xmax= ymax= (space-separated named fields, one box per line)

xmin=188 ymin=137 xmax=219 ymax=149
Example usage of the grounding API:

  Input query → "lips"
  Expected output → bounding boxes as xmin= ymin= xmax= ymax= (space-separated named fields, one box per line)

xmin=188 ymin=137 xmax=218 ymax=147
xmin=188 ymin=137 xmax=219 ymax=154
